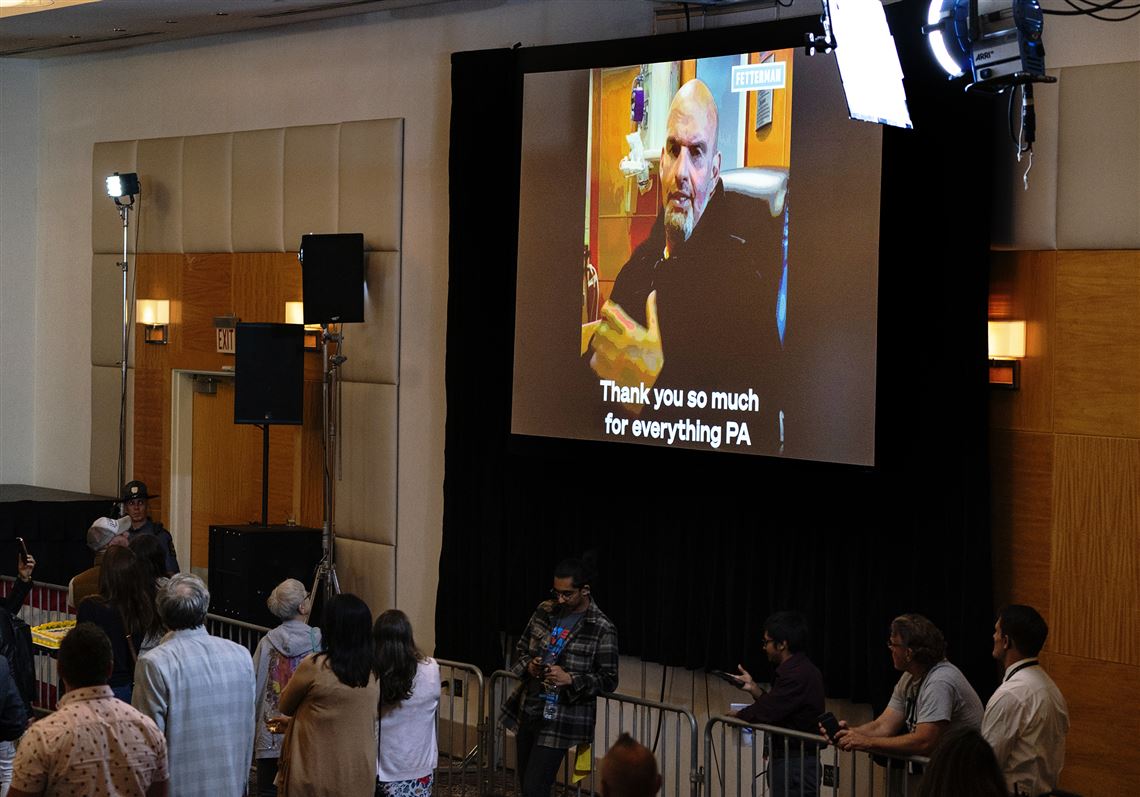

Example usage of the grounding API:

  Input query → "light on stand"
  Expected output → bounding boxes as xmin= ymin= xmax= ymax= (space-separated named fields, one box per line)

xmin=106 ymin=170 xmax=141 ymax=503
xmin=136 ymin=299 xmax=170 ymax=345
xmin=106 ymin=172 xmax=140 ymax=205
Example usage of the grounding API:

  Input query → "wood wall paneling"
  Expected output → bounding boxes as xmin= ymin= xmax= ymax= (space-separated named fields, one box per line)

xmin=1050 ymin=434 xmax=1140 ymax=666
xmin=989 ymin=429 xmax=1054 ymax=616
xmin=298 ymin=379 xmax=325 ymax=529
xmin=180 ymin=254 xmax=234 ymax=370
xmin=988 ymin=250 xmax=1055 ymax=433
xmin=1053 ymin=250 xmax=1140 ymax=437
xmin=1039 ymin=651 xmax=1140 ymax=796
xmin=231 ymin=252 xmax=302 ymax=326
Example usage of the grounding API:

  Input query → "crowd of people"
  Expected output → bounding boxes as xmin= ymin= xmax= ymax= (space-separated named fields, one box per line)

xmin=0 ymin=495 xmax=1071 ymax=797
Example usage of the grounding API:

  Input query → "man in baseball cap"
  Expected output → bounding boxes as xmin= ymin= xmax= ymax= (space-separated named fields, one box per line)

xmin=67 ymin=516 xmax=130 ymax=609
xmin=121 ymin=480 xmax=180 ymax=576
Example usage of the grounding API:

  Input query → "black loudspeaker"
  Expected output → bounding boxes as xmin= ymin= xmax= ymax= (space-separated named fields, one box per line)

xmin=299 ymin=232 xmax=365 ymax=324
xmin=234 ymin=323 xmax=304 ymax=425
xmin=208 ymin=525 xmax=322 ymax=627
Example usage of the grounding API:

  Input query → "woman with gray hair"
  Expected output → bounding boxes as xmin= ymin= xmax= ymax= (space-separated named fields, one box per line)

xmin=251 ymin=579 xmax=321 ymax=797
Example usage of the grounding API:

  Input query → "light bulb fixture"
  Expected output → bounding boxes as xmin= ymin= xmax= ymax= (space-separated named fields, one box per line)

xmin=284 ymin=301 xmax=321 ymax=351
xmin=988 ymin=319 xmax=1025 ymax=389
xmin=136 ymin=299 xmax=170 ymax=345
xmin=105 ymin=172 xmax=140 ymax=207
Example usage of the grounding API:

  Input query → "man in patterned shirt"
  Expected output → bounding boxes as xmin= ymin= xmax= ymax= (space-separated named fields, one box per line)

xmin=503 ymin=557 xmax=619 ymax=797
xmin=132 ymin=574 xmax=255 ymax=797
xmin=10 ymin=622 xmax=168 ymax=797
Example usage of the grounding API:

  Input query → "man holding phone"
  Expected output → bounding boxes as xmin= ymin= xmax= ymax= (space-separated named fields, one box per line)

xmin=731 ymin=611 xmax=825 ymax=797
xmin=502 ymin=556 xmax=618 ymax=797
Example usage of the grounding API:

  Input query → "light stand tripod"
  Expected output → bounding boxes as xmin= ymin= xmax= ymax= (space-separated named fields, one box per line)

xmin=309 ymin=322 xmax=346 ymax=607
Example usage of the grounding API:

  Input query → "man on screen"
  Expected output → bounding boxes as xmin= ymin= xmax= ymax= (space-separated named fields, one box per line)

xmin=588 ymin=78 xmax=784 ymax=447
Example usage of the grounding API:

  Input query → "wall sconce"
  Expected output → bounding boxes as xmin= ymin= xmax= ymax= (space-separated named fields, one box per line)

xmin=285 ymin=301 xmax=321 ymax=351
xmin=988 ymin=320 xmax=1025 ymax=389
xmin=136 ymin=299 xmax=170 ymax=345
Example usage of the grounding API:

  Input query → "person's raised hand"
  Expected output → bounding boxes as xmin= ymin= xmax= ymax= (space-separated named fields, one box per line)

xmin=589 ymin=291 xmax=663 ymax=414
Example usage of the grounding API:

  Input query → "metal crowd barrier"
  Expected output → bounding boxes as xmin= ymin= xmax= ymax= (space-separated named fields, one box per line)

xmin=3 ymin=578 xmax=74 ymax=711
xmin=487 ymin=669 xmax=700 ymax=797
xmin=436 ymin=658 xmax=486 ymax=796
xmin=705 ymin=714 xmax=930 ymax=797
xmin=205 ymin=613 xmax=269 ymax=655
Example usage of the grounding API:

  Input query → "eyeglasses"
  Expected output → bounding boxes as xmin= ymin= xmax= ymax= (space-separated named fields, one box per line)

xmin=550 ymin=588 xmax=580 ymax=600
xmin=761 ymin=637 xmax=776 ymax=647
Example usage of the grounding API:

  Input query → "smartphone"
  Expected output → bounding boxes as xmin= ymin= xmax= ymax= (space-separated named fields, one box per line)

xmin=15 ymin=537 xmax=28 ymax=565
xmin=818 ymin=711 xmax=841 ymax=743
xmin=708 ymin=669 xmax=744 ymax=687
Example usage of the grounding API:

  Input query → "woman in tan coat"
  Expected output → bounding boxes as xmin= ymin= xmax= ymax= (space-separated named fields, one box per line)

xmin=277 ymin=593 xmax=380 ymax=796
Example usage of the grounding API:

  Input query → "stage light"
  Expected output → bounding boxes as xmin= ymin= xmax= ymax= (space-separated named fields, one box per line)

xmin=923 ymin=0 xmax=1052 ymax=91
xmin=136 ymin=299 xmax=170 ymax=345
xmin=988 ymin=319 xmax=1026 ymax=389
xmin=105 ymin=172 xmax=140 ymax=200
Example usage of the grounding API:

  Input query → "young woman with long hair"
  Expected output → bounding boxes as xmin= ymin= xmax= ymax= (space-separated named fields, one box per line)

xmin=277 ymin=593 xmax=379 ymax=796
xmin=374 ymin=609 xmax=441 ymax=797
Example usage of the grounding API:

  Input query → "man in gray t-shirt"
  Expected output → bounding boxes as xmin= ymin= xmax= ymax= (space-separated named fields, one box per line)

xmin=830 ymin=614 xmax=983 ymax=758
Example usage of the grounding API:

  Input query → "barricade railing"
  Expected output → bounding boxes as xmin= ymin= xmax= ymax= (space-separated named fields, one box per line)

xmin=435 ymin=658 xmax=486 ymax=796
xmin=488 ymin=670 xmax=700 ymax=797
xmin=205 ymin=613 xmax=269 ymax=655
xmin=3 ymin=578 xmax=74 ymax=711
xmin=705 ymin=715 xmax=930 ymax=797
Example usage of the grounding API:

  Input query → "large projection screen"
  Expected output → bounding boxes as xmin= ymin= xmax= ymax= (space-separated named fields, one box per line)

xmin=511 ymin=50 xmax=881 ymax=466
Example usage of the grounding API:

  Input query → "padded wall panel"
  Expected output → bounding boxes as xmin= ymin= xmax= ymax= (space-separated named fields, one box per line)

xmin=283 ymin=124 xmax=339 ymax=251
xmin=232 ymin=128 xmax=285 ymax=252
xmin=339 ymin=252 xmax=400 ymax=385
xmin=334 ymin=537 xmax=395 ymax=616
xmin=990 ymin=69 xmax=1059 ymax=251
xmin=91 ymin=254 xmax=133 ymax=368
xmin=988 ymin=250 xmax=1055 ymax=433
xmin=339 ymin=119 xmax=404 ymax=252
xmin=333 ymin=381 xmax=396 ymax=545
xmin=1051 ymin=434 xmax=1140 ymax=666
xmin=989 ymin=429 xmax=1053 ymax=616
xmin=92 ymin=140 xmax=138 ymax=255
xmin=182 ymin=133 xmax=234 ymax=253
xmin=90 ymin=365 xmax=133 ymax=498
xmin=136 ymin=137 xmax=185 ymax=253
xmin=1056 ymin=62 xmax=1140 ymax=249
xmin=1054 ymin=250 xmax=1140 ymax=437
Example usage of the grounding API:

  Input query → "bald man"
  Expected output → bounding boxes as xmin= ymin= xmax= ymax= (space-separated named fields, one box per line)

xmin=589 ymin=79 xmax=783 ymax=447
xmin=600 ymin=734 xmax=661 ymax=797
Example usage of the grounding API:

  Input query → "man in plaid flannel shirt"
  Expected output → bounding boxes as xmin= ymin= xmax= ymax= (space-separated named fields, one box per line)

xmin=502 ymin=558 xmax=619 ymax=797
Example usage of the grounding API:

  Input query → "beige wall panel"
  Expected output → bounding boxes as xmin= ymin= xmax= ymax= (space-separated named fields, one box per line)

xmin=283 ymin=125 xmax=339 ymax=250
xmin=333 ymin=381 xmax=396 ymax=545
xmin=1051 ymin=435 xmax=1140 ymax=666
xmin=91 ymin=254 xmax=132 ymax=368
xmin=988 ymin=250 xmax=1055 ymax=433
xmin=136 ymin=137 xmax=184 ymax=254
xmin=182 ymin=133 xmax=233 ymax=253
xmin=338 ymin=119 xmax=403 ymax=252
xmin=340 ymin=252 xmax=400 ymax=385
xmin=90 ymin=365 xmax=133 ymax=498
xmin=1056 ymin=62 xmax=1140 ymax=249
xmin=1053 ymin=250 xmax=1140 ymax=437
xmin=231 ymin=252 xmax=302 ymax=325
xmin=990 ymin=70 xmax=1060 ymax=251
xmin=335 ymin=537 xmax=395 ymax=615
xmin=989 ymin=430 xmax=1053 ymax=615
xmin=232 ymin=129 xmax=285 ymax=252
xmin=1039 ymin=651 xmax=1140 ymax=795
xmin=92 ymin=140 xmax=138 ymax=255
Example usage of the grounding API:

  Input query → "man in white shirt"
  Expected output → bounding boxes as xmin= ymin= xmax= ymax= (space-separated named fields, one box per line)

xmin=981 ymin=605 xmax=1069 ymax=796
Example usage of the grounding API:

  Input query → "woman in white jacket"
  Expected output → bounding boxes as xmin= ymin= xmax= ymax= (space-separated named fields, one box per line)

xmin=252 ymin=579 xmax=321 ymax=797
xmin=374 ymin=609 xmax=441 ymax=797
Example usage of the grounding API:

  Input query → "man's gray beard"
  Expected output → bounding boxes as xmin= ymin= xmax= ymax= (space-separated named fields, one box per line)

xmin=663 ymin=207 xmax=694 ymax=249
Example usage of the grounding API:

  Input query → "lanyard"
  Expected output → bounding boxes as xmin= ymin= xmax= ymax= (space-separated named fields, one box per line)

xmin=543 ymin=624 xmax=572 ymax=664
xmin=1004 ymin=659 xmax=1039 ymax=683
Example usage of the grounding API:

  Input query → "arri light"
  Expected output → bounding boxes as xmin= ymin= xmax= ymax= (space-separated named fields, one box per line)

xmin=923 ymin=0 xmax=1055 ymax=91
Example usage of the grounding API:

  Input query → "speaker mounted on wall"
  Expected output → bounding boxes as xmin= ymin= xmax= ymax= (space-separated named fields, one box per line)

xmin=299 ymin=232 xmax=365 ymax=325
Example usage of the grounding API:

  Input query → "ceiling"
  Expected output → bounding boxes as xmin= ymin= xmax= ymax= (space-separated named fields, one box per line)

xmin=0 ymin=0 xmax=471 ymax=58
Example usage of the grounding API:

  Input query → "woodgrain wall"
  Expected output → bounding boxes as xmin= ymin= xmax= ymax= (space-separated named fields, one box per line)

xmin=989 ymin=248 xmax=1140 ymax=795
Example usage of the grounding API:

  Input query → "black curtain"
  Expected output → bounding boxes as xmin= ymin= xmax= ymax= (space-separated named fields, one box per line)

xmin=439 ymin=0 xmax=998 ymax=710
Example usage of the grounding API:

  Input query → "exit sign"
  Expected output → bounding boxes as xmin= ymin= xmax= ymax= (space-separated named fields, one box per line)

xmin=216 ymin=326 xmax=235 ymax=354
